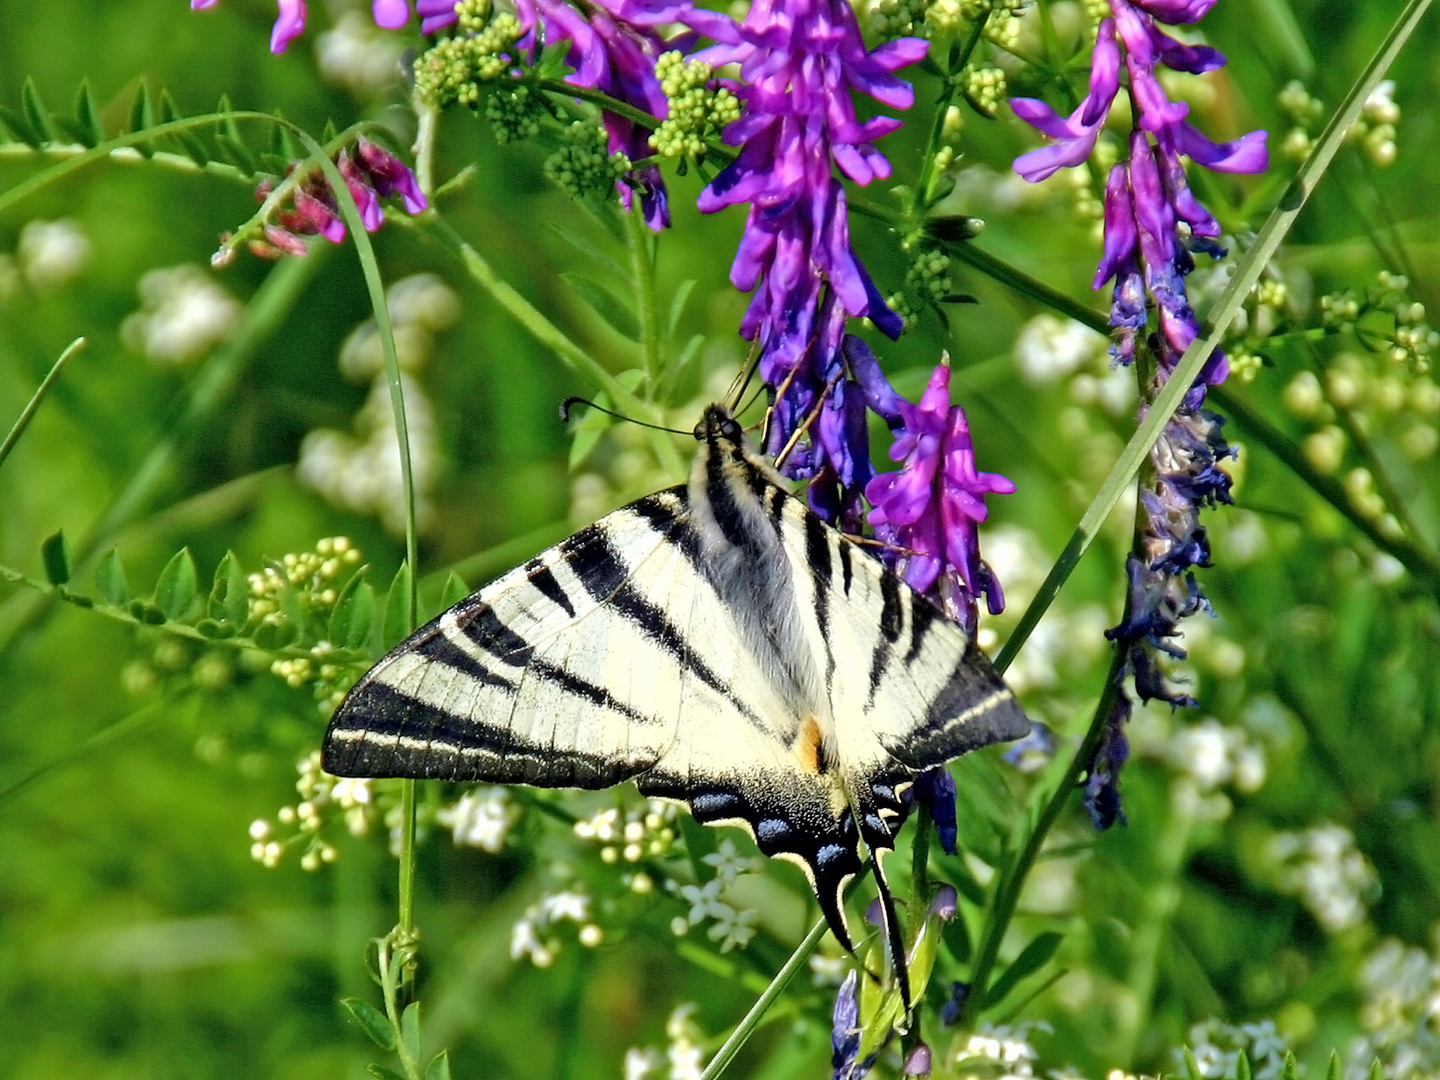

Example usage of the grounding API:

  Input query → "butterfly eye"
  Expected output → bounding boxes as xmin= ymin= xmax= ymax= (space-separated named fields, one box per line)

xmin=692 ymin=422 xmax=705 ymax=440
xmin=720 ymin=417 xmax=742 ymax=441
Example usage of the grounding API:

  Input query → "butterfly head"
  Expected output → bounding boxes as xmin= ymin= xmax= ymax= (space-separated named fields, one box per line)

xmin=694 ymin=404 xmax=745 ymax=448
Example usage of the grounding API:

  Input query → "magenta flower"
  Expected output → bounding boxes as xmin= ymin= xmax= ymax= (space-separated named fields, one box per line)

xmin=865 ymin=364 xmax=1015 ymax=632
xmin=252 ymin=138 xmax=428 ymax=258
xmin=192 ymin=0 xmax=425 ymax=53
xmin=1011 ymin=19 xmax=1121 ymax=183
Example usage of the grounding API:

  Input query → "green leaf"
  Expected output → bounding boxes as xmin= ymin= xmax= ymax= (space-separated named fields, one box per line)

xmin=160 ymin=90 xmax=209 ymax=166
xmin=1366 ymin=1060 xmax=1385 ymax=1080
xmin=425 ymin=1050 xmax=453 ymax=1080
xmin=329 ymin=572 xmax=376 ymax=650
xmin=153 ymin=548 xmax=199 ymax=621
xmin=128 ymin=81 xmax=155 ymax=157
xmin=545 ymin=222 xmax=631 ymax=285
xmin=209 ymin=552 xmax=250 ymax=625
xmin=982 ymin=930 xmax=1062 ymax=1007
xmin=1326 ymin=1051 xmax=1342 ymax=1080
xmin=366 ymin=1067 xmax=406 ymax=1080
xmin=666 ymin=279 xmax=696 ymax=341
xmin=95 ymin=549 xmax=131 ymax=606
xmin=1281 ymin=1052 xmax=1300 ymax=1080
xmin=253 ymin=616 xmax=299 ymax=651
xmin=72 ymin=78 xmax=102 ymax=147
xmin=400 ymin=1001 xmax=421 ymax=1064
xmin=941 ymin=910 xmax=972 ymax=964
xmin=566 ymin=391 xmax=614 ymax=470
xmin=40 ymin=530 xmax=71 ymax=586
xmin=1237 ymin=1051 xmax=1253 ymax=1080
xmin=382 ymin=562 xmax=414 ymax=649
xmin=277 ymin=579 xmax=306 ymax=631
xmin=340 ymin=998 xmax=396 ymax=1050
xmin=270 ymin=113 xmax=298 ymax=161
xmin=1182 ymin=1047 xmax=1204 ymax=1080
xmin=560 ymin=272 xmax=641 ymax=341
xmin=0 ymin=104 xmax=41 ymax=147
xmin=438 ymin=572 xmax=470 ymax=611
xmin=215 ymin=133 xmax=257 ymax=175
xmin=21 ymin=77 xmax=57 ymax=145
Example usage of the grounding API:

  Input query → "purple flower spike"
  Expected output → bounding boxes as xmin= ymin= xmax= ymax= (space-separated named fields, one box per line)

xmin=372 ymin=0 xmax=411 ymax=29
xmin=915 ymin=766 xmax=958 ymax=855
xmin=866 ymin=364 xmax=1015 ymax=631
xmin=271 ymin=0 xmax=307 ymax=52
xmin=831 ymin=971 xmax=877 ymax=1080
xmin=416 ymin=0 xmax=461 ymax=33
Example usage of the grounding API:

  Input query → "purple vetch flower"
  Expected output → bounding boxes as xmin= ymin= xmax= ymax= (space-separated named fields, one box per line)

xmin=1083 ymin=689 xmax=1132 ymax=829
xmin=250 ymin=138 xmax=428 ymax=258
xmin=938 ymin=981 xmax=970 ymax=1026
xmin=678 ymin=0 xmax=922 ymax=495
xmin=865 ymin=362 xmax=1016 ymax=634
xmin=831 ymin=970 xmax=877 ymax=1080
xmin=915 ymin=766 xmax=958 ymax=855
xmin=1011 ymin=0 xmax=1266 ymax=827
xmin=192 ymin=0 xmax=423 ymax=53
xmin=903 ymin=1043 xmax=934 ymax=1077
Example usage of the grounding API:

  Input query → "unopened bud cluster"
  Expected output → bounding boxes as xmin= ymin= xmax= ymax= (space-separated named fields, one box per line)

xmin=905 ymin=248 xmax=954 ymax=305
xmin=412 ymin=1 xmax=524 ymax=110
xmin=961 ymin=65 xmax=1007 ymax=118
xmin=545 ymin=123 xmax=630 ymax=202
xmin=573 ymin=802 xmax=678 ymax=865
xmin=649 ymin=53 xmax=740 ymax=160
xmin=249 ymin=750 xmax=377 ymax=870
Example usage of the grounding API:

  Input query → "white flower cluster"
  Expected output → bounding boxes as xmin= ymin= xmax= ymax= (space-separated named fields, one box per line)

xmin=0 ymin=218 xmax=91 ymax=298
xmin=1014 ymin=313 xmax=1134 ymax=417
xmin=511 ymin=889 xmax=601 ymax=968
xmin=1165 ymin=717 xmax=1267 ymax=821
xmin=120 ymin=263 xmax=242 ymax=367
xmin=1347 ymin=934 xmax=1440 ymax=1080
xmin=1182 ymin=1018 xmax=1289 ymax=1080
xmin=315 ymin=11 xmax=406 ymax=96
xmin=954 ymin=1020 xmax=1051 ymax=1080
xmin=1270 ymin=822 xmax=1377 ymax=933
xmin=298 ymin=273 xmax=459 ymax=535
xmin=248 ymin=750 xmax=375 ymax=870
xmin=436 ymin=787 xmax=515 ymax=852
xmin=667 ymin=838 xmax=763 ymax=952
xmin=623 ymin=1003 xmax=707 ymax=1080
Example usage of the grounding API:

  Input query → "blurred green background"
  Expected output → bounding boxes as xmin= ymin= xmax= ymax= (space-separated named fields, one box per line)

xmin=2 ymin=2 xmax=1440 ymax=1078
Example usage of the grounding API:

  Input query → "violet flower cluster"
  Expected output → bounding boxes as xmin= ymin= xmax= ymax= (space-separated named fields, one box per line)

xmin=1010 ymin=0 xmax=1267 ymax=828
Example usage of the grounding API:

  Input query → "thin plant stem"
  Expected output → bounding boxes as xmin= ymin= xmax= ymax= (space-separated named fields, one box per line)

xmin=958 ymin=650 xmax=1124 ymax=1028
xmin=625 ymin=201 xmax=662 ymax=396
xmin=699 ymin=916 xmax=831 ymax=1080
xmin=0 ymin=337 xmax=84 ymax=472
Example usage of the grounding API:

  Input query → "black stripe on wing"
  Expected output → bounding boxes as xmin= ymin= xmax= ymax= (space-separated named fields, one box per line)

xmin=324 ymin=681 xmax=657 ymax=785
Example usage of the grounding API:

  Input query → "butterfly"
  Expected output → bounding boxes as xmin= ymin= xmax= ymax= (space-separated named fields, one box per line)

xmin=321 ymin=403 xmax=1030 ymax=1006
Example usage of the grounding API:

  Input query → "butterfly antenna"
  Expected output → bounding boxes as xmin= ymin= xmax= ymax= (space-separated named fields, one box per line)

xmin=558 ymin=397 xmax=689 ymax=436
xmin=724 ymin=340 xmax=764 ymax=413
xmin=870 ymin=848 xmax=913 ymax=1011
xmin=759 ymin=348 xmax=812 ymax=453
xmin=774 ymin=371 xmax=843 ymax=471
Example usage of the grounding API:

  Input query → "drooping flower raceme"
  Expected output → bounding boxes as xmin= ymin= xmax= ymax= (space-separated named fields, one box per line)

xmin=1011 ymin=0 xmax=1267 ymax=827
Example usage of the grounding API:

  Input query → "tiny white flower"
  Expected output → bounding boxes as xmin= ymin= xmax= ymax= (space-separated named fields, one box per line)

xmin=18 ymin=218 xmax=91 ymax=292
xmin=702 ymin=839 xmax=758 ymax=884
xmin=679 ymin=879 xmax=726 ymax=925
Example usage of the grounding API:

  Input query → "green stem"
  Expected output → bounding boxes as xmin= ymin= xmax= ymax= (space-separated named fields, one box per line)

xmin=959 ymin=650 xmax=1124 ymax=1027
xmin=625 ymin=202 xmax=662 ymax=397
xmin=0 ymin=337 xmax=83 ymax=472
xmin=699 ymin=917 xmax=831 ymax=1080
xmin=913 ymin=14 xmax=989 ymax=211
